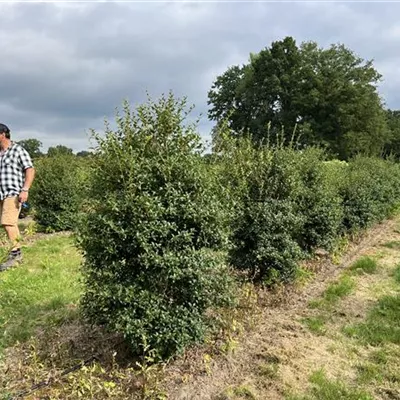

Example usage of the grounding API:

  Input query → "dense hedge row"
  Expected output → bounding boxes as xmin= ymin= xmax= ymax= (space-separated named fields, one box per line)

xmin=217 ymin=136 xmax=400 ymax=284
xmin=29 ymin=155 xmax=89 ymax=231
xmin=30 ymin=95 xmax=400 ymax=359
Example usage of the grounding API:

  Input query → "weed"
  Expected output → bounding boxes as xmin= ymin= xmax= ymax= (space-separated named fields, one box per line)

xmin=331 ymin=235 xmax=350 ymax=265
xmin=135 ymin=342 xmax=168 ymax=399
xmin=308 ymin=299 xmax=323 ymax=309
xmin=203 ymin=353 xmax=213 ymax=376
xmin=310 ymin=275 xmax=355 ymax=311
xmin=258 ymin=362 xmax=279 ymax=379
xmin=23 ymin=220 xmax=38 ymax=237
xmin=220 ymin=336 xmax=239 ymax=354
xmin=219 ymin=384 xmax=257 ymax=399
xmin=295 ymin=267 xmax=315 ymax=286
xmin=393 ymin=264 xmax=400 ymax=283
xmin=302 ymin=316 xmax=326 ymax=335
xmin=348 ymin=256 xmax=377 ymax=275
xmin=382 ymin=240 xmax=400 ymax=250
xmin=324 ymin=276 xmax=355 ymax=303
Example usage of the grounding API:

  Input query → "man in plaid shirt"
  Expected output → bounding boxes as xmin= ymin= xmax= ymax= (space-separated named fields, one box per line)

xmin=0 ymin=123 xmax=35 ymax=271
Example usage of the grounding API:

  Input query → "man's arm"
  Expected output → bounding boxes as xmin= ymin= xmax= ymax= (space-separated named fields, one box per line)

xmin=22 ymin=167 xmax=35 ymax=191
xmin=19 ymin=167 xmax=35 ymax=203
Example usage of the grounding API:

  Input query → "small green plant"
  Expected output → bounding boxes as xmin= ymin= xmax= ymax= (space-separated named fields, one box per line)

xmin=302 ymin=316 xmax=327 ymax=335
xmin=330 ymin=235 xmax=350 ymax=265
xmin=382 ymin=240 xmax=400 ymax=250
xmin=135 ymin=341 xmax=168 ymax=399
xmin=23 ymin=220 xmax=38 ymax=237
xmin=307 ymin=275 xmax=354 ymax=314
xmin=393 ymin=264 xmax=400 ymax=283
xmin=323 ymin=275 xmax=355 ymax=306
xmin=308 ymin=299 xmax=323 ymax=309
xmin=220 ymin=384 xmax=257 ymax=399
xmin=258 ymin=362 xmax=279 ymax=379
xmin=348 ymin=256 xmax=378 ymax=275
xmin=295 ymin=267 xmax=315 ymax=286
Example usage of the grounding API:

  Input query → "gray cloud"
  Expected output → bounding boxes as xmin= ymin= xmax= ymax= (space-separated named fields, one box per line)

xmin=1 ymin=1 xmax=400 ymax=151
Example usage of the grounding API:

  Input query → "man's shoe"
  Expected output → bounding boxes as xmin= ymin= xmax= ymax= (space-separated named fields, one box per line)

xmin=0 ymin=251 xmax=23 ymax=272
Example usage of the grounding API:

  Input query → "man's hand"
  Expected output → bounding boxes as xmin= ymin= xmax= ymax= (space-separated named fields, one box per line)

xmin=19 ymin=191 xmax=29 ymax=204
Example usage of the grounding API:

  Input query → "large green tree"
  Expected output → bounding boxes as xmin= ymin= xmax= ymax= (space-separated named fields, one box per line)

xmin=208 ymin=37 xmax=389 ymax=159
xmin=18 ymin=138 xmax=43 ymax=159
xmin=47 ymin=145 xmax=74 ymax=157
xmin=384 ymin=109 xmax=400 ymax=158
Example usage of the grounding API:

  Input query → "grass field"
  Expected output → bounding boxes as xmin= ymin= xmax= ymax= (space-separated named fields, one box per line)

xmin=0 ymin=233 xmax=82 ymax=352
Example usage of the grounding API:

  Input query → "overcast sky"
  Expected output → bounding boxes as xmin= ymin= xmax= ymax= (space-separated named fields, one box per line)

xmin=1 ymin=1 xmax=399 ymax=152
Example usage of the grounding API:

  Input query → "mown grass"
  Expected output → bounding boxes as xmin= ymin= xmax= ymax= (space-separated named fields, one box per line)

xmin=287 ymin=370 xmax=373 ymax=400
xmin=0 ymin=234 xmax=82 ymax=351
xmin=304 ymin=256 xmax=380 ymax=334
xmin=343 ymin=264 xmax=400 ymax=346
xmin=343 ymin=294 xmax=400 ymax=345
xmin=356 ymin=346 xmax=400 ymax=385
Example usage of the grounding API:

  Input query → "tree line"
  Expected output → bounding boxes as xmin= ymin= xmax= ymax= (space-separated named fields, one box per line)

xmin=208 ymin=36 xmax=400 ymax=160
xmin=17 ymin=139 xmax=91 ymax=159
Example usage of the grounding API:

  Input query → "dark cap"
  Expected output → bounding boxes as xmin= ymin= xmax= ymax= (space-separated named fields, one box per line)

xmin=0 ymin=123 xmax=10 ymax=134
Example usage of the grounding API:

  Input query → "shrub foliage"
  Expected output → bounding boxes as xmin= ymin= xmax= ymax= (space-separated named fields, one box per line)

xmin=214 ymin=128 xmax=400 ymax=284
xmin=30 ymin=155 xmax=86 ymax=231
xmin=77 ymin=94 xmax=234 ymax=359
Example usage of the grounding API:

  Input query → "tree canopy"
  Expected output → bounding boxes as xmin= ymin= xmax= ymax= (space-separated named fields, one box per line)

xmin=385 ymin=110 xmax=400 ymax=158
xmin=47 ymin=145 xmax=74 ymax=157
xmin=18 ymin=138 xmax=43 ymax=159
xmin=208 ymin=36 xmax=390 ymax=159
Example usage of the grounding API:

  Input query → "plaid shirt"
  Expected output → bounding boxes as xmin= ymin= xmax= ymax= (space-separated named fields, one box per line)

xmin=0 ymin=142 xmax=33 ymax=200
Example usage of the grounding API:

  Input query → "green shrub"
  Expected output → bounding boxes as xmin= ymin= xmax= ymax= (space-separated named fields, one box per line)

xmin=296 ymin=149 xmax=344 ymax=252
xmin=230 ymin=198 xmax=302 ymax=283
xmin=341 ymin=157 xmax=400 ymax=231
xmin=30 ymin=155 xmax=86 ymax=231
xmin=77 ymin=94 xmax=235 ymax=359
xmin=223 ymin=143 xmax=304 ymax=283
xmin=219 ymin=141 xmax=344 ymax=282
xmin=216 ymin=129 xmax=400 ymax=285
